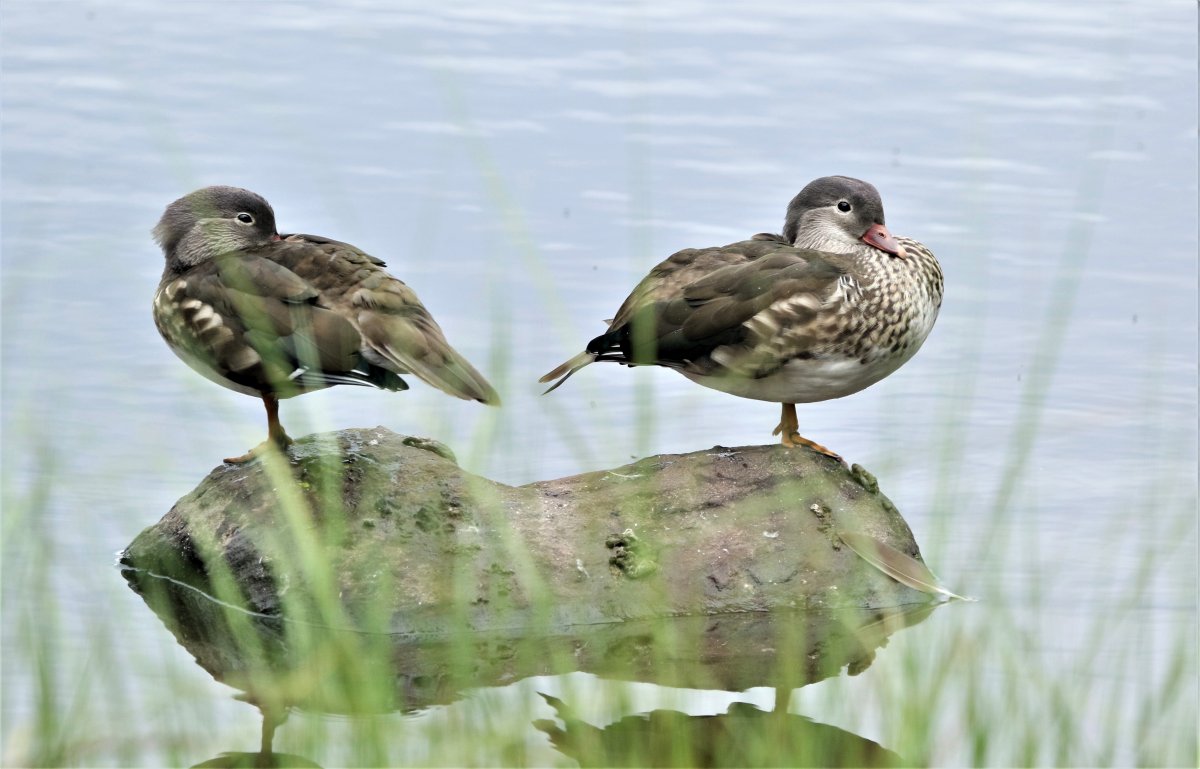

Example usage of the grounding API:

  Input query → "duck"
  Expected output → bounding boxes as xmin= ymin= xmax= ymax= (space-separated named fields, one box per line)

xmin=152 ymin=185 xmax=500 ymax=463
xmin=540 ymin=175 xmax=942 ymax=459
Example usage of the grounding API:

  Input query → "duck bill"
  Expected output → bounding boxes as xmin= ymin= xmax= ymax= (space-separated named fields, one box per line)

xmin=861 ymin=223 xmax=907 ymax=258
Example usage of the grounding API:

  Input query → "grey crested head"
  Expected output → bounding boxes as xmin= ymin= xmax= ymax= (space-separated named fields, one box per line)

xmin=782 ymin=175 xmax=903 ymax=256
xmin=153 ymin=186 xmax=279 ymax=272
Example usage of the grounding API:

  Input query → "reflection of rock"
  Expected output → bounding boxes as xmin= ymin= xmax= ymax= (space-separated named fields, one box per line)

xmin=535 ymin=694 xmax=903 ymax=768
xmin=187 ymin=684 xmax=319 ymax=768
xmin=122 ymin=563 xmax=937 ymax=714
xmin=191 ymin=751 xmax=321 ymax=768
xmin=122 ymin=427 xmax=930 ymax=638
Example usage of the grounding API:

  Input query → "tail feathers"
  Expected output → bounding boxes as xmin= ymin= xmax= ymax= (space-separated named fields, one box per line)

xmin=538 ymin=351 xmax=596 ymax=394
xmin=444 ymin=359 xmax=502 ymax=405
xmin=380 ymin=342 xmax=501 ymax=406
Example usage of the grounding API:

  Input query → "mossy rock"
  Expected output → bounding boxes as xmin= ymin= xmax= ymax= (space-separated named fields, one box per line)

xmin=122 ymin=427 xmax=930 ymax=635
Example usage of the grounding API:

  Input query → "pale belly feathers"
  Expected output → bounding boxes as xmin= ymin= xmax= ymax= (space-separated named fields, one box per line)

xmin=681 ymin=344 xmax=924 ymax=403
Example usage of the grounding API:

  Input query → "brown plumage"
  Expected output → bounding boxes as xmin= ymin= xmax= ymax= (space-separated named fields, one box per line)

xmin=153 ymin=186 xmax=499 ymax=462
xmin=540 ymin=176 xmax=943 ymax=458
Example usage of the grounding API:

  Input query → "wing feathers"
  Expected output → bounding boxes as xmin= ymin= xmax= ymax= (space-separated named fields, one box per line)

xmin=160 ymin=238 xmax=497 ymax=403
xmin=358 ymin=314 xmax=501 ymax=405
xmin=265 ymin=236 xmax=501 ymax=405
xmin=541 ymin=237 xmax=849 ymax=389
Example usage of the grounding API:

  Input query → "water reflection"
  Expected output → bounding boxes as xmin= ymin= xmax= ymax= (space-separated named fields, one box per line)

xmin=192 ymin=746 xmax=319 ymax=769
xmin=122 ymin=563 xmax=936 ymax=766
xmin=536 ymin=694 xmax=902 ymax=768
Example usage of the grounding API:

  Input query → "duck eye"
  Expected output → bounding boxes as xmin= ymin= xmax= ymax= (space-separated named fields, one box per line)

xmin=837 ymin=201 xmax=852 ymax=213
xmin=236 ymin=213 xmax=254 ymax=224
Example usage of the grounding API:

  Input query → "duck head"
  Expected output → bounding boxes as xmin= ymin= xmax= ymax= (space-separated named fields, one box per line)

xmin=154 ymin=185 xmax=281 ymax=272
xmin=782 ymin=176 xmax=906 ymax=258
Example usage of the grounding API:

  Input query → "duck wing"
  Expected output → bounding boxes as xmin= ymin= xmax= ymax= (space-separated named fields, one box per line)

xmin=265 ymin=234 xmax=500 ymax=405
xmin=585 ymin=236 xmax=848 ymax=379
xmin=155 ymin=249 xmax=402 ymax=396
xmin=540 ymin=234 xmax=786 ymax=389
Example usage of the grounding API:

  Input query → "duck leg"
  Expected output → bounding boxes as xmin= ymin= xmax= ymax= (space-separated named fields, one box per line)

xmin=224 ymin=394 xmax=294 ymax=464
xmin=772 ymin=403 xmax=842 ymax=460
xmin=262 ymin=394 xmax=293 ymax=449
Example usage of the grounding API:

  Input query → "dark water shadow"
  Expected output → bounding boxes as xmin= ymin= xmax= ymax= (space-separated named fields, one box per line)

xmin=536 ymin=694 xmax=903 ymax=768
xmin=191 ymin=749 xmax=320 ymax=769
xmin=122 ymin=563 xmax=938 ymax=767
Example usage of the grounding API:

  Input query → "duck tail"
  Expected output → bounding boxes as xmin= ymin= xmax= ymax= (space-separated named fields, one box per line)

xmin=538 ymin=351 xmax=597 ymax=394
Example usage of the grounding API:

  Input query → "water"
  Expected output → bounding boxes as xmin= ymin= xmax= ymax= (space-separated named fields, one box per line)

xmin=2 ymin=1 xmax=1195 ymax=765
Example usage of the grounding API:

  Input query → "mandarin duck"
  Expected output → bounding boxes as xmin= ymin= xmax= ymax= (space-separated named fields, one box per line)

xmin=540 ymin=175 xmax=941 ymax=459
xmin=153 ymin=186 xmax=499 ymax=463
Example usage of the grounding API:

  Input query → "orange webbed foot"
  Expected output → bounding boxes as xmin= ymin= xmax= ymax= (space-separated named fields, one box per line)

xmin=223 ymin=433 xmax=293 ymax=465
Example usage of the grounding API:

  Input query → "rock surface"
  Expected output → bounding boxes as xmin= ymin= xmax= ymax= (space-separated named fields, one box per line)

xmin=121 ymin=427 xmax=930 ymax=635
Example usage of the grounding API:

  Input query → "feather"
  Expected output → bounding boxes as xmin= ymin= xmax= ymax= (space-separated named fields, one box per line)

xmin=538 ymin=351 xmax=596 ymax=393
xmin=838 ymin=531 xmax=974 ymax=602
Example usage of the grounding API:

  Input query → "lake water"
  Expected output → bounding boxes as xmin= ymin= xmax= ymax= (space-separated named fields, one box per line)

xmin=2 ymin=1 xmax=1196 ymax=766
